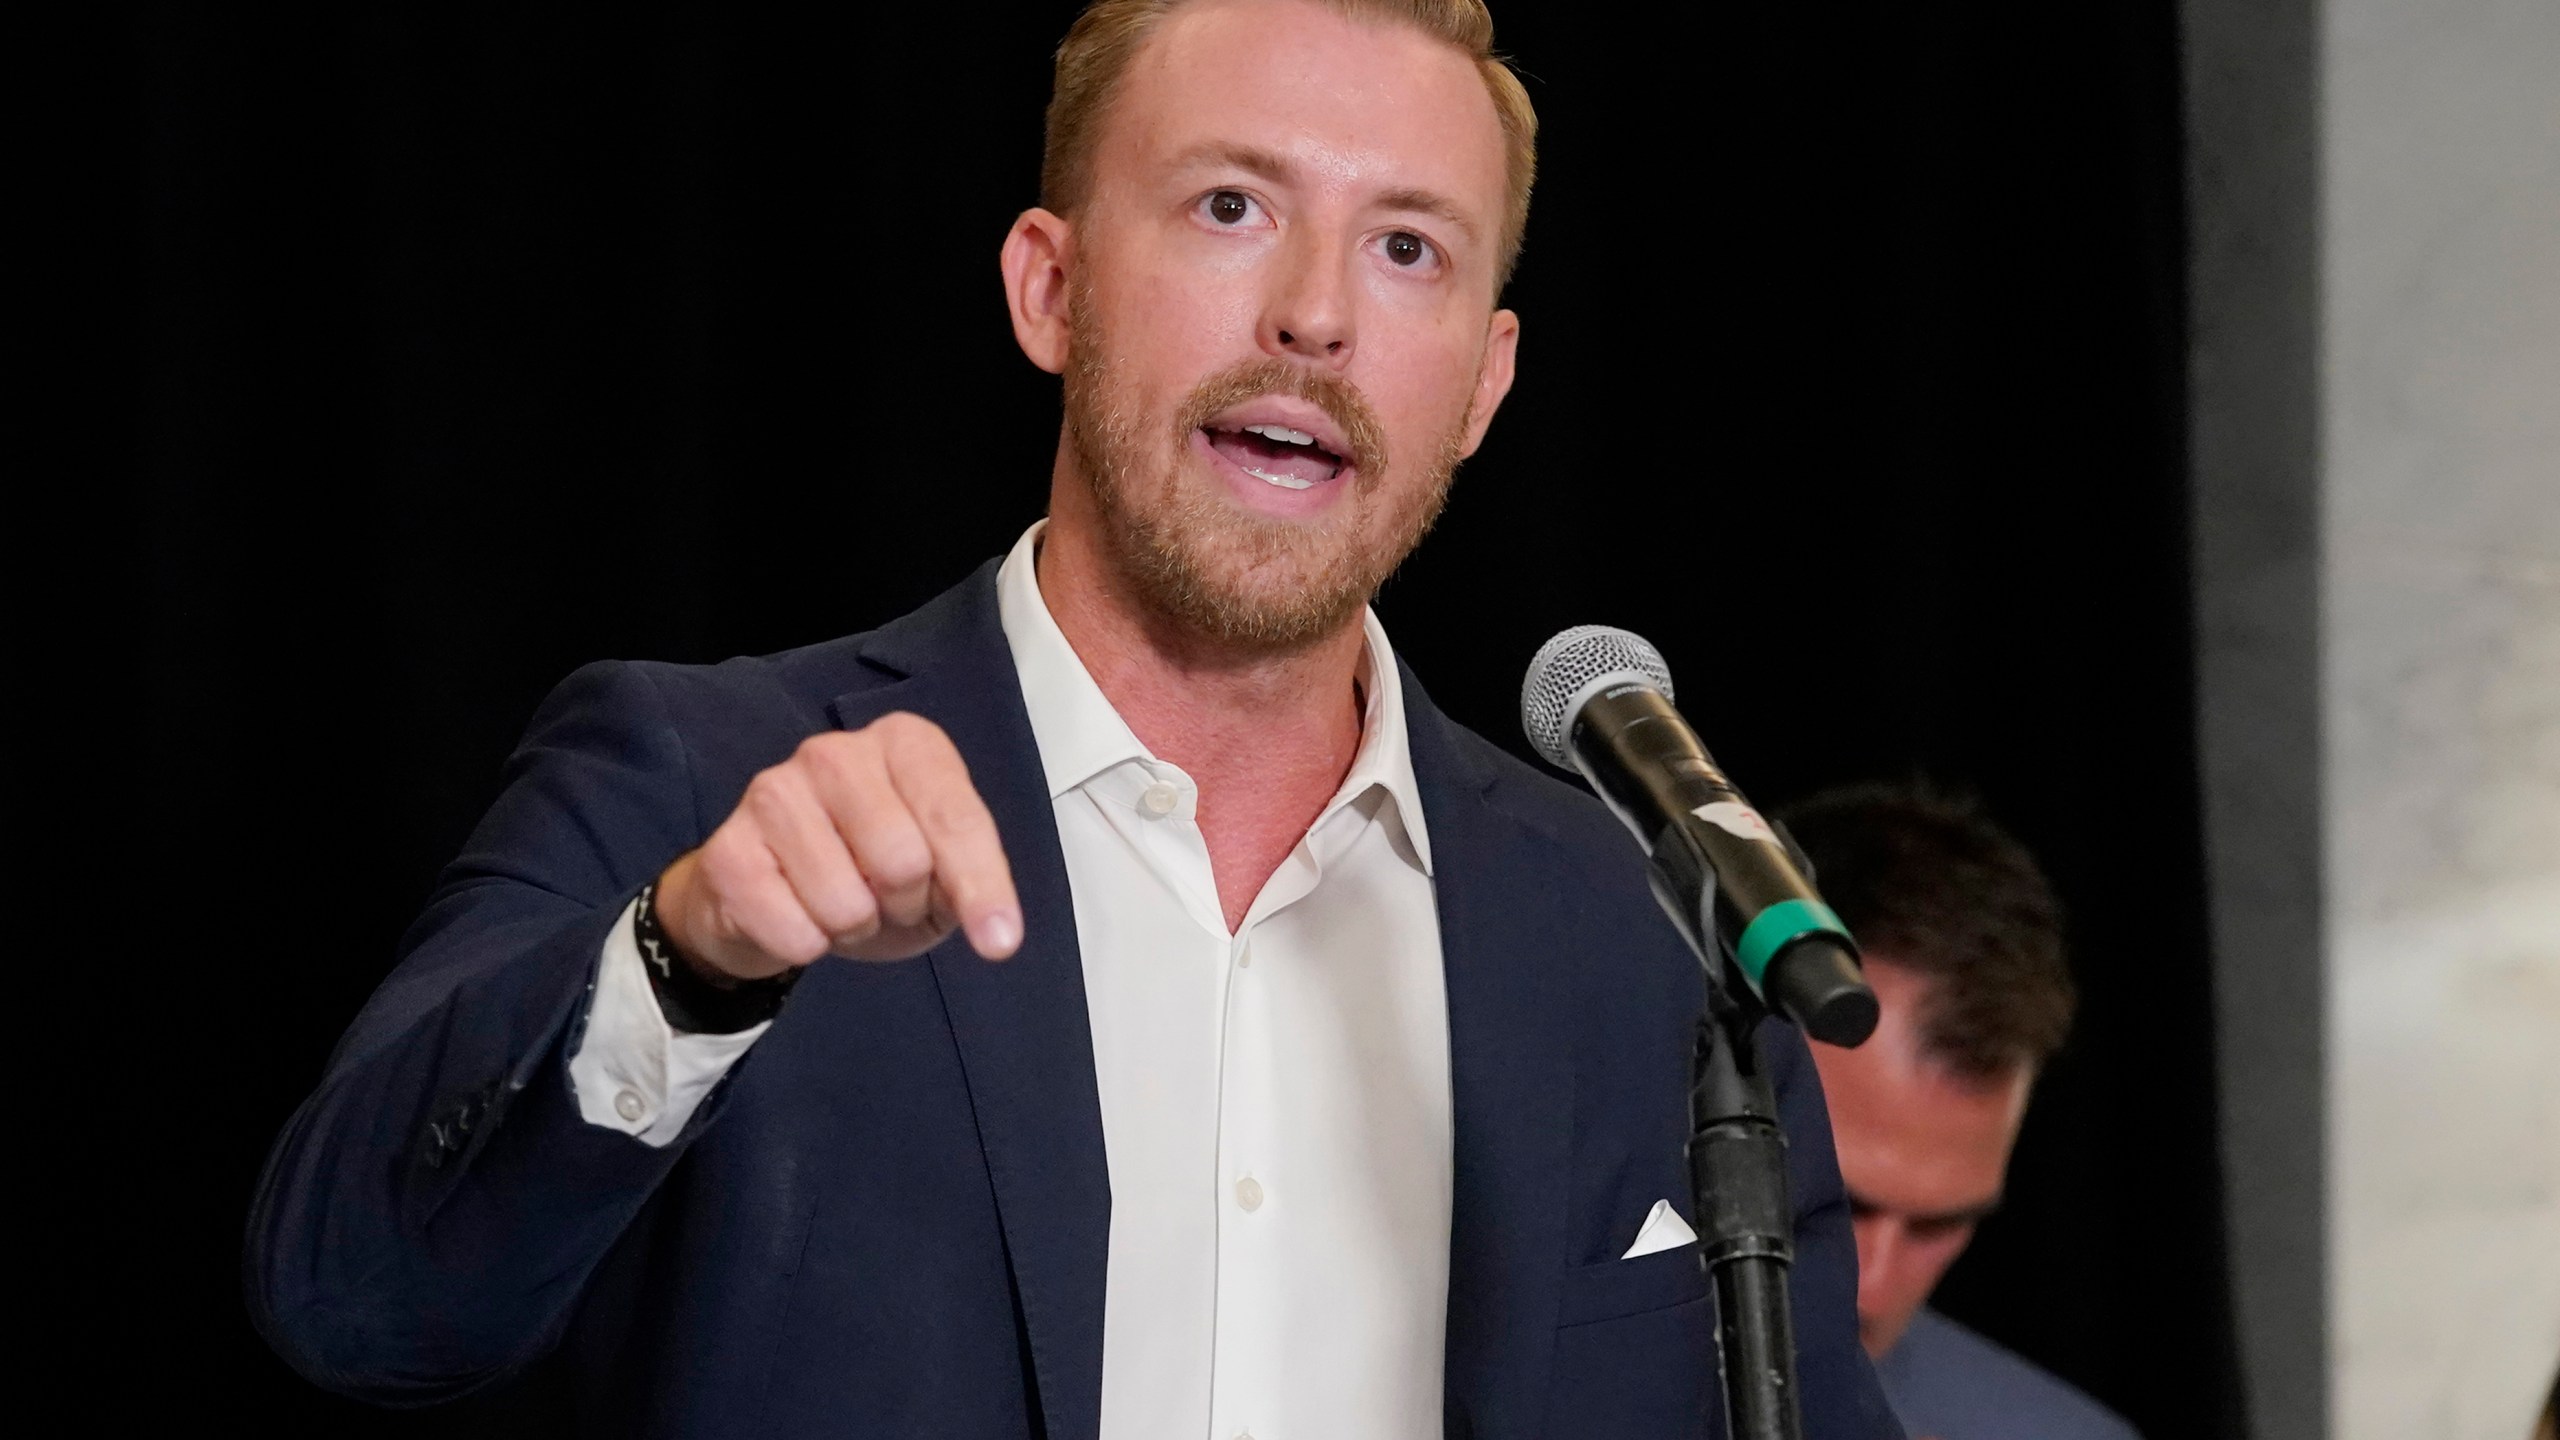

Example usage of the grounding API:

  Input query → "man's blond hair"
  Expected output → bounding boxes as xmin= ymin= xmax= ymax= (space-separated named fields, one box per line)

xmin=1041 ymin=0 xmax=1538 ymax=291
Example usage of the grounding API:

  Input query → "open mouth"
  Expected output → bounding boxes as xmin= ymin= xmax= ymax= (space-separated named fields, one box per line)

xmin=1202 ymin=422 xmax=1348 ymax=491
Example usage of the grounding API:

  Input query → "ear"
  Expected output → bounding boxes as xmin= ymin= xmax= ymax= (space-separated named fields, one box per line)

xmin=1456 ymin=307 xmax=1522 ymax=458
xmin=1001 ymin=207 xmax=1076 ymax=375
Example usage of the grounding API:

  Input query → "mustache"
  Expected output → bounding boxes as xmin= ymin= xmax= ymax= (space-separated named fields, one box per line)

xmin=1172 ymin=357 xmax=1390 ymax=481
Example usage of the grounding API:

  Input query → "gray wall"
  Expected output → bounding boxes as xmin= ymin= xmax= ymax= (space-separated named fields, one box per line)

xmin=2322 ymin=0 xmax=2560 ymax=1434
xmin=2183 ymin=0 xmax=2328 ymax=1434
xmin=2189 ymin=0 xmax=2560 ymax=1435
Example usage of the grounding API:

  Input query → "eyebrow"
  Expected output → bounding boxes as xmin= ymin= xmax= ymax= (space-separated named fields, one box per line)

xmin=1166 ymin=140 xmax=1482 ymax=244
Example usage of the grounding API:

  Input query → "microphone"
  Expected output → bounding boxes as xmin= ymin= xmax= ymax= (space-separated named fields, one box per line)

xmin=1521 ymin=626 xmax=1878 ymax=1046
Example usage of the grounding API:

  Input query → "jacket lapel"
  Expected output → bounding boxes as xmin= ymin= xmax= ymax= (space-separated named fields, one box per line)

xmin=1404 ymin=667 xmax=1575 ymax=1439
xmin=830 ymin=565 xmax=1111 ymax=1440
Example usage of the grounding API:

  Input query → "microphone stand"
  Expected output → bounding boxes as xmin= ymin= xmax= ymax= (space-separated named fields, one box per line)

xmin=1689 ymin=975 xmax=1803 ymax=1440
xmin=1645 ymin=834 xmax=1866 ymax=1440
xmin=1517 ymin=635 xmax=1874 ymax=1438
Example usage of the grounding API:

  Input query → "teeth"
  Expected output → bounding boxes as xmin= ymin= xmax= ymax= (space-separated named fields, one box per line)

xmin=1242 ymin=466 xmax=1316 ymax=490
xmin=1244 ymin=423 xmax=1318 ymax=447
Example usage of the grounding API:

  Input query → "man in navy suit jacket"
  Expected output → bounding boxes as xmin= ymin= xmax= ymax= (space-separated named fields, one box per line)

xmin=248 ymin=2 xmax=1899 ymax=1435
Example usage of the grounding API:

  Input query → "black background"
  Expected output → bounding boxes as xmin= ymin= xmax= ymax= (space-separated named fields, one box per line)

xmin=123 ymin=1 xmax=2238 ymax=1433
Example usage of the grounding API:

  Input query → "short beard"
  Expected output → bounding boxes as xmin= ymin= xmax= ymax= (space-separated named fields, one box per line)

xmin=1063 ymin=285 xmax=1469 ymax=655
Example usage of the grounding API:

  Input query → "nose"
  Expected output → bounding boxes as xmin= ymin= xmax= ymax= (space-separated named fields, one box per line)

xmin=1852 ymin=1214 xmax=1896 ymax=1324
xmin=1259 ymin=232 xmax=1355 ymax=368
xmin=1851 ymin=1212 xmax=1931 ymax=1332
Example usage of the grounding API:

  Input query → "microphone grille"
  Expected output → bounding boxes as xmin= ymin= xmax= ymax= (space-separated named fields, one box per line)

xmin=1520 ymin=625 xmax=1675 ymax=769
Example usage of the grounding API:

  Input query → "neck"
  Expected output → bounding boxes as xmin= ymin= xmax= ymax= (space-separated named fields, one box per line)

xmin=1036 ymin=508 xmax=1368 ymax=779
xmin=1038 ymin=460 xmax=1369 ymax=929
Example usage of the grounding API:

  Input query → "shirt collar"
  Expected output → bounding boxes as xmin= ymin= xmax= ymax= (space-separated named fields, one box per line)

xmin=994 ymin=520 xmax=1434 ymax=875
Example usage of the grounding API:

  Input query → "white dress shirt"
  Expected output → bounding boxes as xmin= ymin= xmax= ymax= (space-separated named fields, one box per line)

xmin=570 ymin=522 xmax=1456 ymax=1440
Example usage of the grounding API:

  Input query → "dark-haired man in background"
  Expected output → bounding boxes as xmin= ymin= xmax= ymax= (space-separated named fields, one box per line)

xmin=1783 ymin=784 xmax=2141 ymax=1440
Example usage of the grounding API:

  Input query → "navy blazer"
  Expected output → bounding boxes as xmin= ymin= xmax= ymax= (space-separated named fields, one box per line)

xmin=247 ymin=562 xmax=1900 ymax=1439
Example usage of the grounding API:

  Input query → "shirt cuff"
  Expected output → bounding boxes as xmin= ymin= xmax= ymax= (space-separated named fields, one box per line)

xmin=569 ymin=897 xmax=770 ymax=1147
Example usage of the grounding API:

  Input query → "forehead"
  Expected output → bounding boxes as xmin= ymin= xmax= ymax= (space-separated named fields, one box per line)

xmin=1810 ymin=983 xmax=2030 ymax=1212
xmin=1099 ymin=0 xmax=1506 ymax=219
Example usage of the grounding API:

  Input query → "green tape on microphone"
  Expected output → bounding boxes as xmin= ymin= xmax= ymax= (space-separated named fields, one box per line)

xmin=1735 ymin=898 xmax=1854 ymax=988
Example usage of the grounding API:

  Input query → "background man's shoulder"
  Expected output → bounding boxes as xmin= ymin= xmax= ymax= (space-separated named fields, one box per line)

xmin=1879 ymin=1308 xmax=2141 ymax=1440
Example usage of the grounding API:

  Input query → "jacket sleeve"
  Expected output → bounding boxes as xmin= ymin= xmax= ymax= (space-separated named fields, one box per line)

xmin=1768 ymin=1018 xmax=1910 ymax=1439
xmin=244 ymin=659 xmax=736 ymax=1405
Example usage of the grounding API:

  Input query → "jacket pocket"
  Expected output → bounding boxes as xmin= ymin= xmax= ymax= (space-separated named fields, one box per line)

xmin=1548 ymin=1248 xmax=1716 ymax=1437
xmin=1558 ymin=1242 xmax=1709 ymax=1328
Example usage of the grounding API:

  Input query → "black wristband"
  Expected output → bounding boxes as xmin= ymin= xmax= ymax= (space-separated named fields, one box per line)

xmin=633 ymin=880 xmax=800 ymax=1035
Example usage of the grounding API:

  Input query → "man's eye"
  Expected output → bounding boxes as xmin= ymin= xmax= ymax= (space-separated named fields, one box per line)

xmin=1204 ymin=190 xmax=1255 ymax=225
xmin=1383 ymin=231 xmax=1433 ymax=268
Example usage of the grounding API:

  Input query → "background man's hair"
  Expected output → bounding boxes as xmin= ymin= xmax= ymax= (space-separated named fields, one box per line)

xmin=1780 ymin=780 xmax=2075 ymax=1079
xmin=1041 ymin=0 xmax=1538 ymax=291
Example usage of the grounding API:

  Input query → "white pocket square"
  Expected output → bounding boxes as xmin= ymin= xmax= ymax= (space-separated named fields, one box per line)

xmin=1621 ymin=1198 xmax=1699 ymax=1259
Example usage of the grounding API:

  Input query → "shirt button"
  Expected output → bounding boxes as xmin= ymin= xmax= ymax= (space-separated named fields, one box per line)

xmin=1236 ymin=945 xmax=1253 ymax=969
xmin=1235 ymin=1176 xmax=1264 ymax=1212
xmin=613 ymin=1090 xmax=646 ymax=1123
xmin=1140 ymin=782 xmax=1180 ymax=816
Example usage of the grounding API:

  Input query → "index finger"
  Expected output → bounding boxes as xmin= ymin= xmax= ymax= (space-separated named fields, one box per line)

xmin=880 ymin=719 xmax=1022 ymax=959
